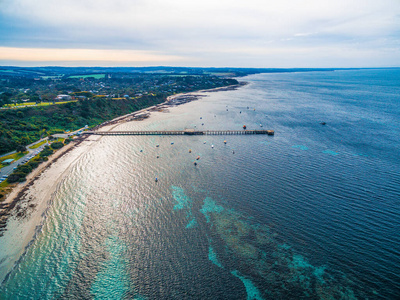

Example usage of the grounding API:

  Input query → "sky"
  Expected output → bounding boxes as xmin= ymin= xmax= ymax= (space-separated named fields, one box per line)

xmin=0 ymin=0 xmax=399 ymax=68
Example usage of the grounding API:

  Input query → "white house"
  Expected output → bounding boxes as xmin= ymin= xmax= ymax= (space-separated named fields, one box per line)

xmin=56 ymin=95 xmax=72 ymax=101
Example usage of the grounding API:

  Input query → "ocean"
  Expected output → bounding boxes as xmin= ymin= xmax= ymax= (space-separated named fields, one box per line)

xmin=0 ymin=69 xmax=399 ymax=299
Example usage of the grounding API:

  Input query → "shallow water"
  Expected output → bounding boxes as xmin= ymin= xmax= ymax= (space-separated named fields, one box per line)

xmin=1 ymin=69 xmax=400 ymax=299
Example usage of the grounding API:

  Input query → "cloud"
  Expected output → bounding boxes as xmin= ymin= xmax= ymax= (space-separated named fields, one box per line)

xmin=0 ymin=0 xmax=399 ymax=67
xmin=0 ymin=47 xmax=184 ymax=63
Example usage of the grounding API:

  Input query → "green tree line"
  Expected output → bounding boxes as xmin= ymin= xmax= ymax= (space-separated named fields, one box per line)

xmin=0 ymin=95 xmax=166 ymax=154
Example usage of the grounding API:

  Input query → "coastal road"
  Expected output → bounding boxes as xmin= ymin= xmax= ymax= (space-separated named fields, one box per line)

xmin=0 ymin=127 xmax=86 ymax=182
xmin=0 ymin=144 xmax=47 ymax=182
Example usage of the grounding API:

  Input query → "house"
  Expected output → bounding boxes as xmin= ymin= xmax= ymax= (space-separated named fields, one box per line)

xmin=56 ymin=95 xmax=72 ymax=101
xmin=2 ymin=159 xmax=14 ymax=165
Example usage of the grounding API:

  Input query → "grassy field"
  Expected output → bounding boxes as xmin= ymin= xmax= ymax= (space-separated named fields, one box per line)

xmin=51 ymin=138 xmax=65 ymax=143
xmin=28 ymin=138 xmax=64 ymax=150
xmin=68 ymin=74 xmax=105 ymax=79
xmin=0 ymin=151 xmax=28 ymax=168
xmin=4 ymin=102 xmax=36 ymax=107
xmin=0 ymin=176 xmax=15 ymax=201
xmin=29 ymin=140 xmax=47 ymax=149
xmin=41 ymin=76 xmax=62 ymax=80
xmin=3 ymin=100 xmax=77 ymax=109
xmin=204 ymin=72 xmax=235 ymax=76
xmin=0 ymin=180 xmax=8 ymax=188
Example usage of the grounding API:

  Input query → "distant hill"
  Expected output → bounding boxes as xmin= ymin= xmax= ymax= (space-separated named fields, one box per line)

xmin=0 ymin=66 xmax=362 ymax=79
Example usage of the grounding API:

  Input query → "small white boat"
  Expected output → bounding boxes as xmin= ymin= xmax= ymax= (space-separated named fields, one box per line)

xmin=211 ymin=145 xmax=214 ymax=148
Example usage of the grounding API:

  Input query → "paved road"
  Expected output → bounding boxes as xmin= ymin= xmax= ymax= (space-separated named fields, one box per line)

xmin=0 ymin=144 xmax=47 ymax=182
xmin=0 ymin=127 xmax=86 ymax=182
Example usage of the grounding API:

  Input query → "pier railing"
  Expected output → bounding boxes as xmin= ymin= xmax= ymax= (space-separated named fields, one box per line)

xmin=83 ymin=129 xmax=274 ymax=136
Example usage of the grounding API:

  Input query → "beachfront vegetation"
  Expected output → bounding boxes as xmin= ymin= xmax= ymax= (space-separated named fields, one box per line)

xmin=50 ymin=142 xmax=64 ymax=149
xmin=6 ymin=144 xmax=56 ymax=183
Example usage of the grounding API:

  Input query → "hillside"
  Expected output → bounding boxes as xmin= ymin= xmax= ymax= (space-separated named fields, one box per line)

xmin=0 ymin=95 xmax=165 ymax=154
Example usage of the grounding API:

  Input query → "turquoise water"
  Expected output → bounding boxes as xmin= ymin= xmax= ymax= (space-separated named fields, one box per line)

xmin=1 ymin=69 xmax=400 ymax=298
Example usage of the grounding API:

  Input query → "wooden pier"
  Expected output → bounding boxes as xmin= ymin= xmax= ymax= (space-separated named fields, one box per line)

xmin=83 ymin=129 xmax=274 ymax=136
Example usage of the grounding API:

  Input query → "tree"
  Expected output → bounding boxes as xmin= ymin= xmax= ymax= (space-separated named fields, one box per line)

xmin=0 ymin=92 xmax=12 ymax=107
xmin=16 ymin=144 xmax=26 ymax=153
xmin=7 ymin=173 xmax=21 ymax=183
xmin=16 ymin=164 xmax=32 ymax=175
xmin=50 ymin=142 xmax=63 ymax=149
xmin=30 ymin=94 xmax=40 ymax=104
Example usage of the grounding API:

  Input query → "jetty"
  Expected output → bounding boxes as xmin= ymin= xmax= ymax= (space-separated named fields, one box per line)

xmin=83 ymin=129 xmax=274 ymax=136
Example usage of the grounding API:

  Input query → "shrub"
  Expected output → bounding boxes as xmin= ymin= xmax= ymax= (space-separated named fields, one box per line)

xmin=50 ymin=142 xmax=64 ymax=149
xmin=28 ymin=161 xmax=40 ymax=169
xmin=16 ymin=144 xmax=27 ymax=153
xmin=7 ymin=173 xmax=21 ymax=183
xmin=17 ymin=164 xmax=32 ymax=175
xmin=40 ymin=148 xmax=53 ymax=157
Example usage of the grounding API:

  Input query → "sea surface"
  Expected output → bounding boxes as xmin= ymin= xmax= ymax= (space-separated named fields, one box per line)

xmin=1 ymin=69 xmax=400 ymax=299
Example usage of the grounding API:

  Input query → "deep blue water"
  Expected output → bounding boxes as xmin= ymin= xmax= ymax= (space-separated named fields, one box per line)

xmin=0 ymin=69 xmax=399 ymax=299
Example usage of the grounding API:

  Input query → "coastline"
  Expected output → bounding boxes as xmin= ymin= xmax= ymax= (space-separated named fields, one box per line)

xmin=92 ymin=82 xmax=247 ymax=130
xmin=0 ymin=138 xmax=84 ymax=232
xmin=0 ymin=82 xmax=246 ymax=237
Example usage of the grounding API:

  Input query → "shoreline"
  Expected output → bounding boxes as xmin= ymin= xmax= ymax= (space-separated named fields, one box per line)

xmin=93 ymin=82 xmax=247 ymax=130
xmin=0 ymin=82 xmax=246 ymax=235
xmin=0 ymin=138 xmax=86 ymax=233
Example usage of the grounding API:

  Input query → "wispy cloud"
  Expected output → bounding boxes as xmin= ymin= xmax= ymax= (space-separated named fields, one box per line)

xmin=0 ymin=0 xmax=399 ymax=67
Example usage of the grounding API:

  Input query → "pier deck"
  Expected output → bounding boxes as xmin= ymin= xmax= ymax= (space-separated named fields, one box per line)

xmin=83 ymin=129 xmax=274 ymax=136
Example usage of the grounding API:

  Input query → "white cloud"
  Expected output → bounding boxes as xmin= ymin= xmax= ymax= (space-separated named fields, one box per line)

xmin=1 ymin=0 xmax=399 ymax=66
